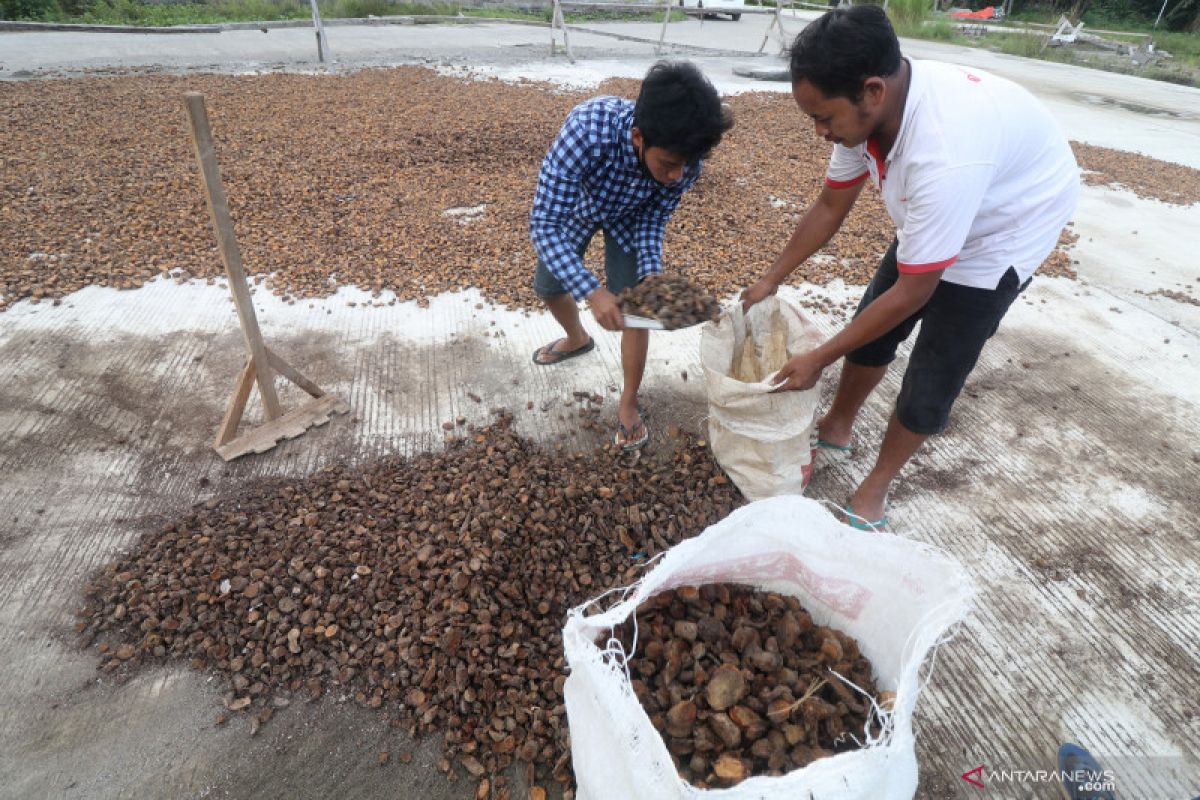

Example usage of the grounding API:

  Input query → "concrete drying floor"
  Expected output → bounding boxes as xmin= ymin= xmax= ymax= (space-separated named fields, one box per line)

xmin=2 ymin=17 xmax=1199 ymax=800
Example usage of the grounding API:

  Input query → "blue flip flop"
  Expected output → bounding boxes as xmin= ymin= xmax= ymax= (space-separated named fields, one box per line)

xmin=843 ymin=502 xmax=889 ymax=532
xmin=1057 ymin=743 xmax=1116 ymax=799
xmin=817 ymin=438 xmax=853 ymax=454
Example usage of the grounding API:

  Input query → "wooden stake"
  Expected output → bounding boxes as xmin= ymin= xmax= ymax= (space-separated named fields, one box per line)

xmin=185 ymin=93 xmax=282 ymax=422
xmin=758 ymin=0 xmax=788 ymax=54
xmin=657 ymin=0 xmax=672 ymax=53
xmin=185 ymin=92 xmax=348 ymax=461
xmin=550 ymin=0 xmax=575 ymax=62
xmin=308 ymin=0 xmax=334 ymax=67
xmin=214 ymin=356 xmax=257 ymax=448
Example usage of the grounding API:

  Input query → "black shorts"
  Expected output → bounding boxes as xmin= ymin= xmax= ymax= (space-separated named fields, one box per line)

xmin=846 ymin=240 xmax=1030 ymax=435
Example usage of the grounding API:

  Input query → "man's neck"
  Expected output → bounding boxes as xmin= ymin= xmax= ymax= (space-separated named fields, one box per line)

xmin=872 ymin=58 xmax=912 ymax=158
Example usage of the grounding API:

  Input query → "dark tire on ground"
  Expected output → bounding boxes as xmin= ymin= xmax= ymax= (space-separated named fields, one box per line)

xmin=731 ymin=12 xmax=741 ymax=19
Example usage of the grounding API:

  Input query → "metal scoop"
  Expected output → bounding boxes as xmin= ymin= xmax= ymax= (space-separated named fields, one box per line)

xmin=622 ymin=314 xmax=666 ymax=330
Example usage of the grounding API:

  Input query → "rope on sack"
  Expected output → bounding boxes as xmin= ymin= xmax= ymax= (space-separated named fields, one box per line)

xmin=807 ymin=514 xmax=972 ymax=750
xmin=598 ymin=613 xmax=637 ymax=685
xmin=590 ymin=564 xmax=664 ymax=683
xmin=807 ymin=498 xmax=972 ymax=750
xmin=827 ymin=667 xmax=896 ymax=750
xmin=907 ymin=593 xmax=974 ymax=703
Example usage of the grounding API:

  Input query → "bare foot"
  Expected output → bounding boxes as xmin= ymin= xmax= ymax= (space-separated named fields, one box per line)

xmin=846 ymin=480 xmax=889 ymax=524
xmin=817 ymin=414 xmax=852 ymax=449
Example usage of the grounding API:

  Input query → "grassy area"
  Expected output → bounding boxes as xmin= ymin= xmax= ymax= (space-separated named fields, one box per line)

xmin=893 ymin=18 xmax=1199 ymax=86
xmin=1007 ymin=9 xmax=1200 ymax=63
xmin=892 ymin=16 xmax=957 ymax=39
xmin=987 ymin=29 xmax=1078 ymax=61
xmin=985 ymin=22 xmax=1199 ymax=67
xmin=21 ymin=0 xmax=300 ymax=24
xmin=4 ymin=0 xmax=686 ymax=25
xmin=882 ymin=0 xmax=1197 ymax=86
xmin=462 ymin=5 xmax=687 ymax=22
xmin=1139 ymin=29 xmax=1200 ymax=62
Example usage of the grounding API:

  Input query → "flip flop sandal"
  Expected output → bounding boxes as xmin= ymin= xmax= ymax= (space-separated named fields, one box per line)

xmin=614 ymin=418 xmax=649 ymax=452
xmin=842 ymin=502 xmax=889 ymax=532
xmin=817 ymin=438 xmax=852 ymax=454
xmin=532 ymin=337 xmax=594 ymax=366
xmin=1057 ymin=743 xmax=1116 ymax=800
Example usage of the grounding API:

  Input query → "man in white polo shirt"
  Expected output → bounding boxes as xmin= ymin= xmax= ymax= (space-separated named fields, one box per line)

xmin=742 ymin=4 xmax=1079 ymax=530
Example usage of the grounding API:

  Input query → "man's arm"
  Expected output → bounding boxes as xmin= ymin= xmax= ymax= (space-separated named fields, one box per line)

xmin=770 ymin=163 xmax=992 ymax=391
xmin=742 ymin=180 xmax=865 ymax=308
xmin=769 ymin=269 xmax=942 ymax=391
xmin=529 ymin=108 xmax=603 ymax=302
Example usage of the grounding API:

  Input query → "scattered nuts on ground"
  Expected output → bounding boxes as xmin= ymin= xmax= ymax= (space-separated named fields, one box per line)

xmin=76 ymin=413 xmax=743 ymax=787
xmin=4 ymin=70 xmax=1192 ymax=312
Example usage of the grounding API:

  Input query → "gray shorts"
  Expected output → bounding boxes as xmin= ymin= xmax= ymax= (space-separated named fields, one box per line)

xmin=533 ymin=229 xmax=639 ymax=298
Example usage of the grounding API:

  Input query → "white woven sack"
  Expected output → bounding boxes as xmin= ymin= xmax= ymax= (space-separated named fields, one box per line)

xmin=700 ymin=298 xmax=822 ymax=500
xmin=563 ymin=496 xmax=974 ymax=800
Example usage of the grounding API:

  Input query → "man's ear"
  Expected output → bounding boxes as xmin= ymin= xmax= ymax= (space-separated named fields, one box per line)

xmin=861 ymin=76 xmax=887 ymax=107
xmin=631 ymin=126 xmax=644 ymax=150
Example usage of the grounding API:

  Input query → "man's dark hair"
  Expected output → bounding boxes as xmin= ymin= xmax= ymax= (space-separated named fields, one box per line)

xmin=788 ymin=5 xmax=902 ymax=101
xmin=633 ymin=60 xmax=733 ymax=163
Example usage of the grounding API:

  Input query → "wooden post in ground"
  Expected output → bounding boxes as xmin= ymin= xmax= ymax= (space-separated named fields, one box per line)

xmin=758 ymin=0 xmax=788 ymax=54
xmin=308 ymin=0 xmax=334 ymax=67
xmin=550 ymin=0 xmax=575 ymax=62
xmin=184 ymin=92 xmax=349 ymax=461
xmin=657 ymin=0 xmax=673 ymax=53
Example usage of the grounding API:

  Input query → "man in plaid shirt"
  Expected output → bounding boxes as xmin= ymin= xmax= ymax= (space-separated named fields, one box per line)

xmin=530 ymin=61 xmax=732 ymax=450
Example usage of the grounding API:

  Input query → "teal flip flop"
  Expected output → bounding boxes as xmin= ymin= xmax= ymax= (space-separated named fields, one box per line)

xmin=817 ymin=438 xmax=852 ymax=454
xmin=843 ymin=502 xmax=889 ymax=532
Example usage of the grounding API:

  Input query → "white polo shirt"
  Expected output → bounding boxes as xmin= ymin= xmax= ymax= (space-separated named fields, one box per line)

xmin=826 ymin=59 xmax=1080 ymax=290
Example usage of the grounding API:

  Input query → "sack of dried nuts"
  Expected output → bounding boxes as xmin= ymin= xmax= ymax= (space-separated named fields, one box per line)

xmin=700 ymin=296 xmax=822 ymax=500
xmin=562 ymin=496 xmax=974 ymax=800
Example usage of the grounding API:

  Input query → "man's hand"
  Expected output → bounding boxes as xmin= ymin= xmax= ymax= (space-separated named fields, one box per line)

xmin=769 ymin=350 xmax=827 ymax=392
xmin=740 ymin=278 xmax=779 ymax=311
xmin=586 ymin=287 xmax=624 ymax=332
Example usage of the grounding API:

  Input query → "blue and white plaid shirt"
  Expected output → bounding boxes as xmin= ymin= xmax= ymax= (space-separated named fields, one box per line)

xmin=529 ymin=97 xmax=703 ymax=301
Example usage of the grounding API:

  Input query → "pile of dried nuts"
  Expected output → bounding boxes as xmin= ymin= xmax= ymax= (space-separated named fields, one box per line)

xmin=1072 ymin=141 xmax=1200 ymax=206
xmin=620 ymin=274 xmax=722 ymax=329
xmin=4 ymin=69 xmax=1183 ymax=311
xmin=613 ymin=585 xmax=883 ymax=788
xmin=76 ymin=414 xmax=743 ymax=791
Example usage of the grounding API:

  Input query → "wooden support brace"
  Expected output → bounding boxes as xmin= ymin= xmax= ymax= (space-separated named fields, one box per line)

xmin=214 ymin=394 xmax=350 ymax=461
xmin=265 ymin=346 xmax=325 ymax=399
xmin=185 ymin=92 xmax=349 ymax=461
xmin=214 ymin=356 xmax=257 ymax=448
